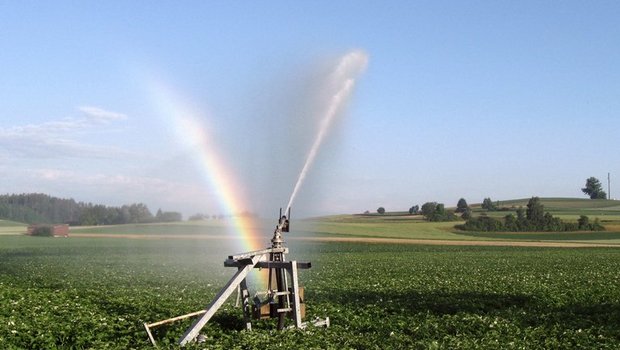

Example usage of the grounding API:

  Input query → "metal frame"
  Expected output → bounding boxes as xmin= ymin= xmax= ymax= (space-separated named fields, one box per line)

xmin=143 ymin=247 xmax=322 ymax=347
xmin=144 ymin=209 xmax=328 ymax=347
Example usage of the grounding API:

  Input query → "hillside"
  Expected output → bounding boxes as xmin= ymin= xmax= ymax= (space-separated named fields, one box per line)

xmin=345 ymin=198 xmax=620 ymax=221
xmin=304 ymin=198 xmax=620 ymax=244
xmin=482 ymin=197 xmax=620 ymax=215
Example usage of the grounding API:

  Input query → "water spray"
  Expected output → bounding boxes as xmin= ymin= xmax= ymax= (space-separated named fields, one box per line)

xmin=143 ymin=50 xmax=367 ymax=347
xmin=286 ymin=50 xmax=369 ymax=213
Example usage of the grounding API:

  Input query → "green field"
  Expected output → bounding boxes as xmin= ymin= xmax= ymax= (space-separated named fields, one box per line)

xmin=1 ymin=234 xmax=620 ymax=349
xmin=306 ymin=198 xmax=620 ymax=245
xmin=2 ymin=198 xmax=620 ymax=348
xmin=0 ymin=220 xmax=27 ymax=235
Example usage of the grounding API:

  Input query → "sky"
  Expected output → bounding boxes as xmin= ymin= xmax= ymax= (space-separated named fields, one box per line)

xmin=1 ymin=1 xmax=619 ymax=218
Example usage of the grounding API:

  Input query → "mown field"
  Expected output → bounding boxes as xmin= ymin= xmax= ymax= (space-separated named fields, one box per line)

xmin=2 ymin=198 xmax=620 ymax=348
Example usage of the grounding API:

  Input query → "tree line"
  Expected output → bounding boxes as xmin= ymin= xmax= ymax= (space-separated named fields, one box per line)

xmin=456 ymin=197 xmax=604 ymax=232
xmin=374 ymin=196 xmax=603 ymax=232
xmin=376 ymin=177 xmax=607 ymax=226
xmin=0 ymin=193 xmax=182 ymax=225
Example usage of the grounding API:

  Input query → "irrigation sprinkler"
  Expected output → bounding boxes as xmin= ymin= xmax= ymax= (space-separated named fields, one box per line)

xmin=144 ymin=208 xmax=329 ymax=347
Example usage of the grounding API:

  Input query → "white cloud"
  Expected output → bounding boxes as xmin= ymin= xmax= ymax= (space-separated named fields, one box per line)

xmin=0 ymin=134 xmax=134 ymax=159
xmin=78 ymin=106 xmax=127 ymax=122
xmin=0 ymin=106 xmax=131 ymax=159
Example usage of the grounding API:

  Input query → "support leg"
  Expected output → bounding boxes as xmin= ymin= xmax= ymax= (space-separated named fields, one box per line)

xmin=290 ymin=261 xmax=302 ymax=328
xmin=239 ymin=278 xmax=252 ymax=330
xmin=234 ymin=284 xmax=241 ymax=307
xmin=178 ymin=256 xmax=260 ymax=346
xmin=275 ymin=267 xmax=286 ymax=330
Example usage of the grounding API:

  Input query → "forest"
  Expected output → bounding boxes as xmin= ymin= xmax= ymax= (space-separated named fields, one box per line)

xmin=0 ymin=193 xmax=181 ymax=225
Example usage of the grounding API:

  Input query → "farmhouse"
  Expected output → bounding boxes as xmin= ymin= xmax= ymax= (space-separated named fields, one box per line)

xmin=26 ymin=224 xmax=69 ymax=237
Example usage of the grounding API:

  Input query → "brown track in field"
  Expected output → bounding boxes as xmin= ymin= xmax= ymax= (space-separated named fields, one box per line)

xmin=70 ymin=233 xmax=620 ymax=247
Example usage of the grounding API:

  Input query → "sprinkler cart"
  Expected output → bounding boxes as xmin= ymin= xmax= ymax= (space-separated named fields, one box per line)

xmin=144 ymin=208 xmax=329 ymax=347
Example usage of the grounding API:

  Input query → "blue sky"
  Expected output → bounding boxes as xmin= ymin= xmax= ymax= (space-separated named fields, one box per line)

xmin=1 ymin=1 xmax=619 ymax=217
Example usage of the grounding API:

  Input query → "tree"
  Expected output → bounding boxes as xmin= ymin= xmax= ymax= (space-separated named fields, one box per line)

xmin=461 ymin=208 xmax=472 ymax=220
xmin=377 ymin=207 xmax=385 ymax=215
xmin=577 ymin=215 xmax=590 ymax=230
xmin=456 ymin=198 xmax=469 ymax=213
xmin=504 ymin=214 xmax=517 ymax=231
xmin=420 ymin=202 xmax=438 ymax=217
xmin=516 ymin=207 xmax=525 ymax=220
xmin=481 ymin=198 xmax=497 ymax=211
xmin=526 ymin=197 xmax=545 ymax=224
xmin=409 ymin=205 xmax=419 ymax=215
xmin=189 ymin=213 xmax=208 ymax=221
xmin=435 ymin=203 xmax=446 ymax=216
xmin=126 ymin=203 xmax=153 ymax=223
xmin=582 ymin=177 xmax=607 ymax=199
xmin=156 ymin=210 xmax=183 ymax=222
xmin=421 ymin=202 xmax=457 ymax=222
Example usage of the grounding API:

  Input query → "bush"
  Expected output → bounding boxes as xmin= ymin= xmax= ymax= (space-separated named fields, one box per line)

xmin=421 ymin=202 xmax=458 ymax=222
xmin=481 ymin=198 xmax=497 ymax=211
xmin=30 ymin=225 xmax=53 ymax=237
xmin=461 ymin=208 xmax=472 ymax=220
xmin=457 ymin=199 xmax=605 ymax=233
xmin=456 ymin=215 xmax=503 ymax=232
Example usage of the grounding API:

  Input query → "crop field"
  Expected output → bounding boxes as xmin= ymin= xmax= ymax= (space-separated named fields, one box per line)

xmin=2 ymin=225 xmax=620 ymax=349
xmin=0 ymin=220 xmax=26 ymax=235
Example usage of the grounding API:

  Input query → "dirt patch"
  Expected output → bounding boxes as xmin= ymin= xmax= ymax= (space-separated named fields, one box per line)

xmin=70 ymin=233 xmax=619 ymax=248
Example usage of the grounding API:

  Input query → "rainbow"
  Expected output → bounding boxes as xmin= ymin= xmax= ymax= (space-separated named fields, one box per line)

xmin=145 ymin=78 xmax=265 ymax=254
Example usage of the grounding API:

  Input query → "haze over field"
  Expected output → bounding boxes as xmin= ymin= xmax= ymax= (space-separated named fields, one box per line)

xmin=1 ymin=2 xmax=619 ymax=218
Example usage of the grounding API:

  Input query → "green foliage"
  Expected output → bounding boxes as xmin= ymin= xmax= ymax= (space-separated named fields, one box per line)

xmin=420 ymin=202 xmax=437 ymax=217
xmin=2 ymin=236 xmax=620 ymax=349
xmin=0 ymin=193 xmax=185 ymax=226
xmin=30 ymin=225 xmax=53 ymax=237
xmin=461 ymin=207 xmax=472 ymax=220
xmin=582 ymin=177 xmax=608 ymax=199
xmin=525 ymin=196 xmax=545 ymax=222
xmin=577 ymin=215 xmax=605 ymax=231
xmin=481 ymin=197 xmax=497 ymax=211
xmin=156 ymin=209 xmax=183 ymax=222
xmin=421 ymin=202 xmax=458 ymax=222
xmin=377 ymin=207 xmax=385 ymax=214
xmin=457 ymin=197 xmax=605 ymax=232
xmin=408 ymin=205 xmax=419 ymax=215
xmin=456 ymin=198 xmax=469 ymax=213
xmin=188 ymin=213 xmax=209 ymax=221
xmin=0 ymin=202 xmax=47 ymax=224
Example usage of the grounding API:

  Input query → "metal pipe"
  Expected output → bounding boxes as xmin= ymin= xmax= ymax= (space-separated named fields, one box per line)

xmin=146 ymin=309 xmax=207 ymax=328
